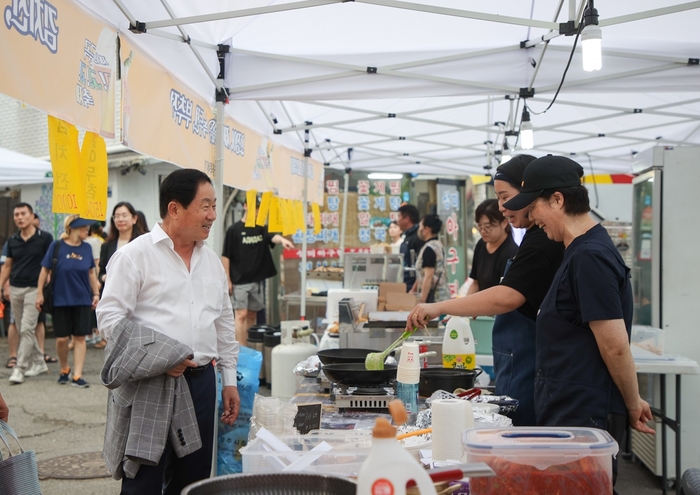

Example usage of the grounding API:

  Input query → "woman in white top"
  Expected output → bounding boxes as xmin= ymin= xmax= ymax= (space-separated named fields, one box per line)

xmin=388 ymin=221 xmax=403 ymax=253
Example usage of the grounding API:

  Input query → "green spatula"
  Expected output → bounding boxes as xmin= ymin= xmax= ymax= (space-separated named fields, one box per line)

xmin=365 ymin=320 xmax=426 ymax=371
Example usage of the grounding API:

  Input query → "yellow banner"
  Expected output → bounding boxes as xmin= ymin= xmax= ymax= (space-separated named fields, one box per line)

xmin=48 ymin=116 xmax=85 ymax=215
xmin=0 ymin=0 xmax=117 ymax=137
xmin=80 ymin=132 xmax=108 ymax=221
xmin=120 ymin=36 xmax=215 ymax=175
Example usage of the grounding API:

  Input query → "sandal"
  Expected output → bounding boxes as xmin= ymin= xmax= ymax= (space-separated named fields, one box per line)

xmin=44 ymin=353 xmax=58 ymax=363
xmin=93 ymin=340 xmax=107 ymax=349
xmin=5 ymin=357 xmax=17 ymax=369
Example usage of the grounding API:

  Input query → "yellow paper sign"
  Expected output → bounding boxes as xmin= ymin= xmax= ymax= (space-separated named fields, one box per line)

xmin=80 ymin=132 xmax=108 ymax=220
xmin=256 ymin=191 xmax=273 ymax=226
xmin=245 ymin=189 xmax=257 ymax=228
xmin=280 ymin=198 xmax=295 ymax=236
xmin=268 ymin=196 xmax=283 ymax=233
xmin=312 ymin=202 xmax=322 ymax=235
xmin=48 ymin=116 xmax=85 ymax=215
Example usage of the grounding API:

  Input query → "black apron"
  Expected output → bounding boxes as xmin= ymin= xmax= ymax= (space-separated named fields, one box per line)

xmin=534 ymin=248 xmax=627 ymax=429
xmin=492 ymin=258 xmax=537 ymax=426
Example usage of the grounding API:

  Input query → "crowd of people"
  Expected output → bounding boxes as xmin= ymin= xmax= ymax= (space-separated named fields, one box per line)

xmin=0 ymin=157 xmax=655 ymax=492
xmin=0 ymin=202 xmax=149 ymax=388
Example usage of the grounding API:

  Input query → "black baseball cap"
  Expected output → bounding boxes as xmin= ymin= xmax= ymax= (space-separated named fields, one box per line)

xmin=502 ymin=155 xmax=584 ymax=211
xmin=493 ymin=154 xmax=537 ymax=188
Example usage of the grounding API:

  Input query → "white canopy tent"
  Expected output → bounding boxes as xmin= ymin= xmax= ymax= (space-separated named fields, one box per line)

xmin=0 ymin=147 xmax=52 ymax=188
xmin=78 ymin=0 xmax=700 ymax=175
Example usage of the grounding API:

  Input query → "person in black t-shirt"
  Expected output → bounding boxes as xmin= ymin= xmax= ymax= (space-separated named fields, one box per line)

xmin=221 ymin=202 xmax=294 ymax=346
xmin=468 ymin=199 xmax=518 ymax=294
xmin=397 ymin=204 xmax=424 ymax=292
xmin=0 ymin=203 xmax=53 ymax=384
xmin=406 ymin=155 xmax=564 ymax=426
xmin=503 ymin=155 xmax=653 ymax=487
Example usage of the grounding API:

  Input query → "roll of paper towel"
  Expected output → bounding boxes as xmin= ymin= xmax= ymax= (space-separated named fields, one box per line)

xmin=431 ymin=398 xmax=474 ymax=462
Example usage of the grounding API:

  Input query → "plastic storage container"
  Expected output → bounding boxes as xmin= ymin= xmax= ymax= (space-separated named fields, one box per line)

xmin=464 ymin=427 xmax=619 ymax=495
xmin=631 ymin=325 xmax=665 ymax=356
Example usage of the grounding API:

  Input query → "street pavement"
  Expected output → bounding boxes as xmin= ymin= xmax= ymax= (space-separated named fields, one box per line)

xmin=0 ymin=335 xmax=120 ymax=495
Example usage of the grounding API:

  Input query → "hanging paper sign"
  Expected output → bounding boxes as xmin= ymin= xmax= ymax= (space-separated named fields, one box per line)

xmin=48 ymin=116 xmax=85 ymax=214
xmin=79 ymin=132 xmax=108 ymax=220
xmin=256 ymin=191 xmax=273 ymax=226
xmin=268 ymin=196 xmax=283 ymax=233
xmin=245 ymin=189 xmax=257 ymax=228
xmin=312 ymin=202 xmax=322 ymax=235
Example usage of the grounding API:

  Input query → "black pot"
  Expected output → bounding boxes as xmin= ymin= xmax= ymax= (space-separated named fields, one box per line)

xmin=317 ymin=348 xmax=380 ymax=366
xmin=419 ymin=368 xmax=482 ymax=397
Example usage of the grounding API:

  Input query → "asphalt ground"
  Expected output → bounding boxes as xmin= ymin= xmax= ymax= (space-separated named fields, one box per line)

xmin=0 ymin=335 xmax=666 ymax=495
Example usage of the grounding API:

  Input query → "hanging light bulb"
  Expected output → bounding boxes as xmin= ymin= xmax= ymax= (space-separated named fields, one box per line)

xmin=501 ymin=138 xmax=512 ymax=164
xmin=520 ymin=109 xmax=534 ymax=150
xmin=581 ymin=1 xmax=602 ymax=72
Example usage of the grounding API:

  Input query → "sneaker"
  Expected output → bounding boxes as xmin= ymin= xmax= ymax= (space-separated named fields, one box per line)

xmin=9 ymin=368 xmax=24 ymax=384
xmin=71 ymin=377 xmax=89 ymax=388
xmin=25 ymin=361 xmax=49 ymax=377
xmin=58 ymin=369 xmax=71 ymax=385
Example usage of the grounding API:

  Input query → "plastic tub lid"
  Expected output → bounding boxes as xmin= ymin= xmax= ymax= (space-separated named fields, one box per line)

xmin=463 ymin=427 xmax=618 ymax=457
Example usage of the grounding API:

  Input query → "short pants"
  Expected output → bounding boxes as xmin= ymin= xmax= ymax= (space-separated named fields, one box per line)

xmin=52 ymin=306 xmax=92 ymax=338
xmin=231 ymin=281 xmax=265 ymax=312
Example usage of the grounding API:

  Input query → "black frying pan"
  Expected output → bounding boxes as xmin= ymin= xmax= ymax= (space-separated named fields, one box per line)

xmin=317 ymin=348 xmax=380 ymax=366
xmin=321 ymin=363 xmax=397 ymax=386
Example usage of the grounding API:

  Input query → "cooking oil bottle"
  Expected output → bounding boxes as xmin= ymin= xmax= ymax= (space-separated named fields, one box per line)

xmin=441 ymin=316 xmax=476 ymax=369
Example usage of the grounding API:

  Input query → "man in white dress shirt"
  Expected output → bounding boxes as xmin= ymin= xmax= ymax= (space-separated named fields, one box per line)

xmin=97 ymin=168 xmax=240 ymax=494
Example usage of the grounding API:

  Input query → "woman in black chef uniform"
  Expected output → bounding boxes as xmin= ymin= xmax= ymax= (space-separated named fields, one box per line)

xmin=502 ymin=155 xmax=654 ymax=487
xmin=407 ymin=155 xmax=564 ymax=425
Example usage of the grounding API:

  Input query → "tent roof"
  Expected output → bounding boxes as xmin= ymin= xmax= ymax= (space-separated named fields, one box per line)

xmin=0 ymin=147 xmax=52 ymax=188
xmin=79 ymin=0 xmax=700 ymax=175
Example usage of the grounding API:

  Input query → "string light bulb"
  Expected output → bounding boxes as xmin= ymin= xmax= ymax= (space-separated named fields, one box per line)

xmin=501 ymin=138 xmax=512 ymax=164
xmin=581 ymin=1 xmax=602 ymax=72
xmin=520 ymin=108 xmax=534 ymax=150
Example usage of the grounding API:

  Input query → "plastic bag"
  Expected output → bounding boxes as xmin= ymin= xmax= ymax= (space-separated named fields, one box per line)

xmin=216 ymin=346 xmax=262 ymax=475
xmin=249 ymin=394 xmax=298 ymax=439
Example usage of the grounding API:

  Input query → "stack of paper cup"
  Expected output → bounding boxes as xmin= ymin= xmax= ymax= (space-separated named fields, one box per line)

xmin=396 ymin=342 xmax=421 ymax=424
xmin=397 ymin=342 xmax=421 ymax=384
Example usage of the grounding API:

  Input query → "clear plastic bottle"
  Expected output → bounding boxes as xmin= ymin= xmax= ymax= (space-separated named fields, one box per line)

xmin=441 ymin=316 xmax=476 ymax=369
xmin=356 ymin=401 xmax=437 ymax=495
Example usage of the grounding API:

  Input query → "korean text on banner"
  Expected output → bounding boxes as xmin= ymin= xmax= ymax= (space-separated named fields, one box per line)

xmin=120 ymin=36 xmax=215 ymax=174
xmin=80 ymin=132 xmax=108 ymax=221
xmin=48 ymin=116 xmax=85 ymax=215
xmin=1 ymin=0 xmax=117 ymax=137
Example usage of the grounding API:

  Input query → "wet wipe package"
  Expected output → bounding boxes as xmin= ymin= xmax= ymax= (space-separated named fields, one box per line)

xmin=216 ymin=346 xmax=262 ymax=474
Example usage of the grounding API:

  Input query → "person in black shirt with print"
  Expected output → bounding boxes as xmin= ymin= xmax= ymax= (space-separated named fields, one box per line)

xmin=221 ymin=201 xmax=294 ymax=346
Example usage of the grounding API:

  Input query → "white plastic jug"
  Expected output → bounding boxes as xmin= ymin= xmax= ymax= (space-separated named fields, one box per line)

xmin=356 ymin=401 xmax=437 ymax=495
xmin=442 ymin=316 xmax=476 ymax=369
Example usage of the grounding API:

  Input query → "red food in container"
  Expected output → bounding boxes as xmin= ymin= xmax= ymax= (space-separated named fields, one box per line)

xmin=463 ymin=427 xmax=618 ymax=495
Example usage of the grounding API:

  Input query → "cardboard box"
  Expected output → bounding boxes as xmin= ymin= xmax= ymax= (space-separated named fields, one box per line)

xmin=385 ymin=292 xmax=417 ymax=311
xmin=379 ymin=282 xmax=406 ymax=298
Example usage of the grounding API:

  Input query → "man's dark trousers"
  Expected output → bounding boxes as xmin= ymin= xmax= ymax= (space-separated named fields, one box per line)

xmin=120 ymin=365 xmax=216 ymax=495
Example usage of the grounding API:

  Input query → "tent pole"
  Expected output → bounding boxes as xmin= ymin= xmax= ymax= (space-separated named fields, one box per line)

xmin=300 ymin=128 xmax=311 ymax=321
xmin=339 ymin=148 xmax=352 ymax=266
xmin=214 ymin=99 xmax=225 ymax=255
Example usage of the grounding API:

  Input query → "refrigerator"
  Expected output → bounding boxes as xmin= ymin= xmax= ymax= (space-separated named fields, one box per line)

xmin=630 ymin=146 xmax=700 ymax=478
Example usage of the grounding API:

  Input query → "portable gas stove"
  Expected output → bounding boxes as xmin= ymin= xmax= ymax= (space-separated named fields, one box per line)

xmin=331 ymin=383 xmax=396 ymax=410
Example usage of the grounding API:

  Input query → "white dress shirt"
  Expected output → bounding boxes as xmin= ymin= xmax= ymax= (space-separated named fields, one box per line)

xmin=96 ymin=223 xmax=239 ymax=386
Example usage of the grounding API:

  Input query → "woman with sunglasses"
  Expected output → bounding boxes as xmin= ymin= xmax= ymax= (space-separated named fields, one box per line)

xmin=467 ymin=199 xmax=518 ymax=295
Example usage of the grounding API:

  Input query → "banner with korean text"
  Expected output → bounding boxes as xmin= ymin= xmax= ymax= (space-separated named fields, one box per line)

xmin=221 ymin=115 xmax=324 ymax=204
xmin=0 ymin=0 xmax=117 ymax=137
xmin=119 ymin=36 xmax=215 ymax=174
